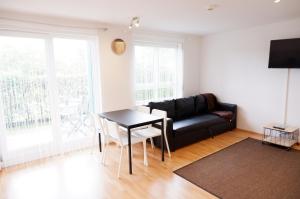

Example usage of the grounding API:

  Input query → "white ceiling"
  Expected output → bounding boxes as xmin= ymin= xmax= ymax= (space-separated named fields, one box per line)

xmin=0 ymin=0 xmax=300 ymax=35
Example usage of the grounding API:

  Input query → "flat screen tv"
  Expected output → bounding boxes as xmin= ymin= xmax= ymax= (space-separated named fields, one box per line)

xmin=268 ymin=38 xmax=300 ymax=68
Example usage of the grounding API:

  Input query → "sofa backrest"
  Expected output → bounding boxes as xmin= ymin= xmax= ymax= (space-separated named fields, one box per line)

xmin=148 ymin=100 xmax=176 ymax=119
xmin=194 ymin=95 xmax=207 ymax=114
xmin=175 ymin=96 xmax=195 ymax=120
xmin=148 ymin=94 xmax=211 ymax=121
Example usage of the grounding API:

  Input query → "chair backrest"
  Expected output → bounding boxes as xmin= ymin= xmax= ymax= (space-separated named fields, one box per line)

xmin=151 ymin=109 xmax=167 ymax=131
xmin=99 ymin=117 xmax=109 ymax=136
xmin=136 ymin=106 xmax=150 ymax=114
xmin=104 ymin=119 xmax=122 ymax=142
xmin=92 ymin=113 xmax=103 ymax=133
xmin=92 ymin=114 xmax=111 ymax=138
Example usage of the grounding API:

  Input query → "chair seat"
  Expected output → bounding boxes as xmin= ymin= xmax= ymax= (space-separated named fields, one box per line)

xmin=135 ymin=127 xmax=161 ymax=138
xmin=117 ymin=128 xmax=146 ymax=146
xmin=119 ymin=125 xmax=149 ymax=132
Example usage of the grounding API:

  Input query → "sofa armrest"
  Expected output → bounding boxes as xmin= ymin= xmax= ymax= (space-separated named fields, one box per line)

xmin=217 ymin=102 xmax=237 ymax=113
xmin=217 ymin=102 xmax=237 ymax=129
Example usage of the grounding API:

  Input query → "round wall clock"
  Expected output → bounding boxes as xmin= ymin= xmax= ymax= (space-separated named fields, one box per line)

xmin=111 ymin=38 xmax=126 ymax=55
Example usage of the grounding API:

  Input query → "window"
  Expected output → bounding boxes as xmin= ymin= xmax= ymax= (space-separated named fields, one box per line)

xmin=0 ymin=32 xmax=101 ymax=167
xmin=134 ymin=43 xmax=183 ymax=105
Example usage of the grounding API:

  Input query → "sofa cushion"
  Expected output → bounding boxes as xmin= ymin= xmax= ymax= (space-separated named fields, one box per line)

xmin=201 ymin=93 xmax=217 ymax=112
xmin=149 ymin=100 xmax=176 ymax=119
xmin=194 ymin=95 xmax=207 ymax=114
xmin=212 ymin=111 xmax=233 ymax=121
xmin=175 ymin=97 xmax=195 ymax=120
xmin=173 ymin=114 xmax=225 ymax=134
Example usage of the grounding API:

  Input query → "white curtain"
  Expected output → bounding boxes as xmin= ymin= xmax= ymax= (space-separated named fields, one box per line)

xmin=133 ymin=42 xmax=183 ymax=105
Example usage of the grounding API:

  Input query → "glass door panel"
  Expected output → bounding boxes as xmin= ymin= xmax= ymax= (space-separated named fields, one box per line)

xmin=53 ymin=38 xmax=93 ymax=143
xmin=0 ymin=36 xmax=53 ymax=154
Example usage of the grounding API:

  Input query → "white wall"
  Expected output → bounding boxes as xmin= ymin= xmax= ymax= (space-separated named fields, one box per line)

xmin=183 ymin=35 xmax=202 ymax=97
xmin=199 ymin=17 xmax=300 ymax=134
xmin=98 ymin=27 xmax=134 ymax=112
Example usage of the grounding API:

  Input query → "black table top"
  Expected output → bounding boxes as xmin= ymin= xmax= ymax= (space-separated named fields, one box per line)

xmin=99 ymin=109 xmax=163 ymax=129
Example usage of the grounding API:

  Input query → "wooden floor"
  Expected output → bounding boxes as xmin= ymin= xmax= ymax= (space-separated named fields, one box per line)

xmin=0 ymin=130 xmax=297 ymax=199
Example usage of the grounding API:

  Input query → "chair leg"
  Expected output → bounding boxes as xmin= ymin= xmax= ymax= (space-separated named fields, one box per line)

xmin=164 ymin=135 xmax=171 ymax=158
xmin=150 ymin=138 xmax=154 ymax=149
xmin=143 ymin=140 xmax=148 ymax=166
xmin=117 ymin=146 xmax=124 ymax=178
xmin=102 ymin=142 xmax=108 ymax=165
xmin=101 ymin=143 xmax=105 ymax=164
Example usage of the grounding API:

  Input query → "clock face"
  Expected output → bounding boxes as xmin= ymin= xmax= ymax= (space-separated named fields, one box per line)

xmin=111 ymin=39 xmax=126 ymax=55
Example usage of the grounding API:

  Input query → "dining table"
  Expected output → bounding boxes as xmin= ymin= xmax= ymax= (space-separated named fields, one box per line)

xmin=99 ymin=109 xmax=165 ymax=174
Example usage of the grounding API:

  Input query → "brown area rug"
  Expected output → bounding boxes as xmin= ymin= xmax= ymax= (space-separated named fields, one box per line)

xmin=174 ymin=138 xmax=300 ymax=199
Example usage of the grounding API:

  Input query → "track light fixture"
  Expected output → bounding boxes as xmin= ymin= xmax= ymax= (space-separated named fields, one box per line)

xmin=129 ymin=16 xmax=140 ymax=30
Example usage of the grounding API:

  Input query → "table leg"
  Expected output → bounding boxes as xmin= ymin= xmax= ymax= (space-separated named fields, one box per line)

xmin=98 ymin=133 xmax=102 ymax=152
xmin=128 ymin=128 xmax=132 ymax=174
xmin=161 ymin=119 xmax=165 ymax=161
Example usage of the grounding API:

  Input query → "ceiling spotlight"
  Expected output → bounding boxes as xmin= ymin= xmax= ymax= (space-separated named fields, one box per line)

xmin=206 ymin=4 xmax=218 ymax=11
xmin=133 ymin=17 xmax=140 ymax=27
xmin=274 ymin=0 xmax=280 ymax=3
xmin=129 ymin=16 xmax=140 ymax=30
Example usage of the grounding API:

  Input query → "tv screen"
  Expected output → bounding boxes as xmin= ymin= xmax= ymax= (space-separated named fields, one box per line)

xmin=268 ymin=38 xmax=300 ymax=68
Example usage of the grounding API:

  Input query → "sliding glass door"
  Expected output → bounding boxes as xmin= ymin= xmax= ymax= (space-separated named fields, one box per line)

xmin=53 ymin=38 xmax=94 ymax=145
xmin=0 ymin=33 xmax=99 ymax=166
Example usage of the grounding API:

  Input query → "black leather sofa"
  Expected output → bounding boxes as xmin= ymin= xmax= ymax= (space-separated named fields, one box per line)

xmin=148 ymin=94 xmax=237 ymax=151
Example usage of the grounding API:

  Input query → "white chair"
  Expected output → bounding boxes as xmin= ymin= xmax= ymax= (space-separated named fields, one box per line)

xmin=91 ymin=114 xmax=111 ymax=163
xmin=98 ymin=117 xmax=114 ymax=164
xmin=132 ymin=106 xmax=151 ymax=130
xmin=135 ymin=105 xmax=156 ymax=148
xmin=91 ymin=113 xmax=104 ymax=152
xmin=102 ymin=119 xmax=148 ymax=178
xmin=135 ymin=109 xmax=171 ymax=158
xmin=98 ymin=117 xmax=133 ymax=164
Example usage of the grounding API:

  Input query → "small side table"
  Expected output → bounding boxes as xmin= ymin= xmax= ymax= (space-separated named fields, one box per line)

xmin=262 ymin=125 xmax=299 ymax=150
